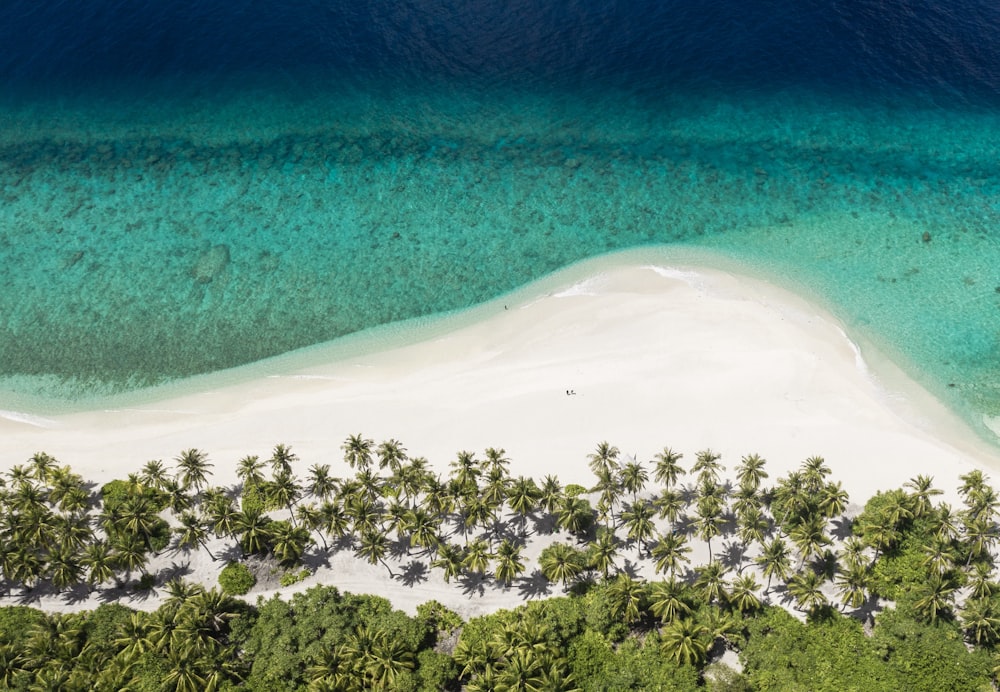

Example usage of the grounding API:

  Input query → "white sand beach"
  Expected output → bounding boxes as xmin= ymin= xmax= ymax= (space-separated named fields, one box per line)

xmin=4 ymin=252 xmax=1000 ymax=616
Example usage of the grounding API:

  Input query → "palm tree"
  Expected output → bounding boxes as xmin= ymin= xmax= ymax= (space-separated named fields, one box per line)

xmin=295 ymin=503 xmax=328 ymax=551
xmin=591 ymin=466 xmax=623 ymax=529
xmin=493 ymin=539 xmax=525 ymax=586
xmin=606 ymin=574 xmax=646 ymax=625
xmin=366 ymin=629 xmax=416 ymax=689
xmin=649 ymin=578 xmax=693 ymax=623
xmin=506 ymin=476 xmax=541 ymax=538
xmin=967 ymin=562 xmax=998 ymax=601
xmin=789 ymin=516 xmax=831 ymax=569
xmin=538 ymin=475 xmax=564 ymax=515
xmin=958 ymin=469 xmax=987 ymax=503
xmin=556 ymin=496 xmax=594 ymax=538
xmin=354 ymin=468 xmax=384 ymax=505
xmin=538 ymin=542 xmax=586 ymax=587
xmin=111 ymin=534 xmax=149 ymax=587
xmin=502 ymin=648 xmax=555 ymax=691
xmin=654 ymin=488 xmax=685 ymax=527
xmin=860 ymin=513 xmax=901 ymax=562
xmin=587 ymin=527 xmax=619 ymax=579
xmin=695 ymin=494 xmax=724 ymax=563
xmin=376 ymin=439 xmax=408 ymax=473
xmin=420 ymin=473 xmax=454 ymax=518
xmin=174 ymin=448 xmax=213 ymax=493
xmin=729 ymin=573 xmax=762 ymax=614
xmin=52 ymin=510 xmax=94 ymax=553
xmin=817 ymin=481 xmax=849 ymax=519
xmin=117 ymin=491 xmax=161 ymax=549
xmin=395 ymin=460 xmax=428 ymax=507
xmin=963 ymin=516 xmax=997 ymax=566
xmin=756 ymin=537 xmax=792 ymax=597
xmin=961 ymin=596 xmax=1000 ymax=646
xmin=431 ymin=542 xmax=466 ymax=583
xmin=787 ymin=570 xmax=827 ymax=615
xmin=736 ymin=505 xmax=769 ymax=560
xmin=835 ymin=562 xmax=869 ymax=610
xmin=904 ymin=474 xmax=942 ymax=518
xmin=801 ymin=456 xmax=832 ymax=491
xmin=384 ymin=500 xmax=409 ymax=542
xmin=342 ymin=435 xmax=374 ymax=471
xmin=587 ymin=442 xmax=620 ymax=476
xmin=29 ymin=452 xmax=58 ymax=482
xmin=236 ymin=455 xmax=266 ymax=489
xmin=463 ymin=539 xmax=492 ymax=578
xmin=620 ymin=459 xmax=649 ymax=503
xmin=449 ymin=451 xmax=481 ymax=492
xmin=81 ymin=540 xmax=115 ymax=588
xmin=693 ymin=561 xmax=729 ymax=606
xmin=652 ymin=447 xmax=685 ymax=489
xmin=356 ymin=529 xmax=393 ymax=577
xmin=731 ymin=483 xmax=762 ymax=519
xmin=234 ymin=506 xmax=272 ymax=556
xmin=320 ymin=500 xmax=351 ymax=548
xmin=462 ymin=496 xmax=498 ymax=542
xmin=481 ymin=467 xmax=510 ymax=511
xmin=921 ymin=537 xmax=957 ymax=576
xmin=483 ymin=447 xmax=511 ymax=476
xmin=912 ymin=573 xmax=957 ymax=624
xmin=347 ymin=495 xmax=383 ymax=535
xmin=270 ymin=520 xmax=313 ymax=567
xmin=47 ymin=546 xmax=83 ymax=591
xmin=161 ymin=647 xmax=208 ymax=692
xmin=268 ymin=469 xmax=302 ymax=522
xmin=620 ymin=500 xmax=656 ymax=557
xmin=735 ymin=453 xmax=768 ymax=491
xmin=114 ymin=611 xmax=154 ymax=662
xmin=306 ymin=464 xmax=337 ymax=501
xmin=206 ymin=494 xmax=240 ymax=542
xmin=174 ymin=511 xmax=216 ymax=560
xmin=651 ymin=532 xmax=692 ymax=578
xmin=404 ymin=507 xmax=441 ymax=556
xmin=660 ymin=618 xmax=710 ymax=666
xmin=838 ymin=536 xmax=870 ymax=570
xmin=691 ymin=449 xmax=724 ymax=486
xmin=139 ymin=460 xmax=171 ymax=491
xmin=929 ymin=503 xmax=959 ymax=543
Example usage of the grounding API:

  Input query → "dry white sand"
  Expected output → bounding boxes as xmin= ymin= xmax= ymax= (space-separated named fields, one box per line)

xmin=4 ymin=250 xmax=1000 ymax=616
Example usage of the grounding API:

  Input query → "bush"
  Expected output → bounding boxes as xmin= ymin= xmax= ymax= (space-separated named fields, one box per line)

xmin=219 ymin=562 xmax=257 ymax=595
xmin=148 ymin=518 xmax=172 ymax=553
xmin=416 ymin=600 xmax=463 ymax=635
xmin=565 ymin=484 xmax=588 ymax=497
xmin=100 ymin=479 xmax=131 ymax=511
xmin=279 ymin=568 xmax=312 ymax=587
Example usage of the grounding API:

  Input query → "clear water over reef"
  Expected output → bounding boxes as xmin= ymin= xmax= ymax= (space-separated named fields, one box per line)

xmin=0 ymin=1 xmax=999 ymax=439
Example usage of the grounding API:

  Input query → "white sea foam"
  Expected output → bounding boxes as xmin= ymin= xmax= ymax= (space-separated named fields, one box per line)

xmin=552 ymin=277 xmax=603 ymax=297
xmin=0 ymin=409 xmax=57 ymax=428
xmin=645 ymin=264 xmax=704 ymax=286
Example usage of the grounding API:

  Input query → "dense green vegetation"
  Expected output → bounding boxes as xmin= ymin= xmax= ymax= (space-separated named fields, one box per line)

xmin=1 ymin=438 xmax=999 ymax=689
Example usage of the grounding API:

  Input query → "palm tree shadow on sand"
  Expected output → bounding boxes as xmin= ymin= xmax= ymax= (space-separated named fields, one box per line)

xmin=516 ymin=570 xmax=552 ymax=599
xmin=458 ymin=573 xmax=488 ymax=597
xmin=397 ymin=559 xmax=429 ymax=587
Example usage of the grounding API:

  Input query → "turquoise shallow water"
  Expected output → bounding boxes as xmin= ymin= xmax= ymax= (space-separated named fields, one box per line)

xmin=1 ymin=75 xmax=999 ymax=441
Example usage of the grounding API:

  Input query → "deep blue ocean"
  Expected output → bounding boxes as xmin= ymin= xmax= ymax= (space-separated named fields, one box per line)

xmin=1 ymin=1 xmax=999 ymax=440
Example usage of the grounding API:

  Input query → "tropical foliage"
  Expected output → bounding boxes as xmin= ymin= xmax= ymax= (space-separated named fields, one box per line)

xmin=1 ymin=441 xmax=998 ymax=689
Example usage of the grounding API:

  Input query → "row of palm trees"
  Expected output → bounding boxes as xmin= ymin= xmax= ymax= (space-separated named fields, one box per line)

xmin=3 ymin=436 xmax=999 ymax=658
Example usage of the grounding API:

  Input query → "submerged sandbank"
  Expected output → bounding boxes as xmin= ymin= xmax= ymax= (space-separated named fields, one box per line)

xmin=3 ymin=248 xmax=998 ymax=508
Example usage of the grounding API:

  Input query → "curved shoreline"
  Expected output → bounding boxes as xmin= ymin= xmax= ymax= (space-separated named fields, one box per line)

xmin=4 ymin=248 xmax=999 ymax=496
xmin=5 ymin=249 xmax=1000 ymax=617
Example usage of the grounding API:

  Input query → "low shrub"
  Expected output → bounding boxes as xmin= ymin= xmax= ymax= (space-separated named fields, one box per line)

xmin=219 ymin=562 xmax=257 ymax=595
